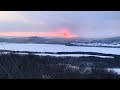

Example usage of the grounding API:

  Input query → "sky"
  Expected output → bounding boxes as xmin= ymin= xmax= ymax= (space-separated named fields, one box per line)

xmin=0 ymin=11 xmax=120 ymax=38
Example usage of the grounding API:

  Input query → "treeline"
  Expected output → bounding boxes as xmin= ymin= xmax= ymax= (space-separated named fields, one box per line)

xmin=0 ymin=53 xmax=120 ymax=79
xmin=1 ymin=50 xmax=120 ymax=57
xmin=65 ymin=43 xmax=120 ymax=48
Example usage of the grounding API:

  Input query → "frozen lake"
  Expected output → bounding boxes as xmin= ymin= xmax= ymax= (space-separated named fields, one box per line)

xmin=0 ymin=43 xmax=120 ymax=55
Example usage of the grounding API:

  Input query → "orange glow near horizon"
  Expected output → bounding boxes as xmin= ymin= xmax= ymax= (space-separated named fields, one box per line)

xmin=0 ymin=28 xmax=78 ymax=38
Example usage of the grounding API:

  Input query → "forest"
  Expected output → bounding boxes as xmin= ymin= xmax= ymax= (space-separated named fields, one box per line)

xmin=0 ymin=52 xmax=120 ymax=79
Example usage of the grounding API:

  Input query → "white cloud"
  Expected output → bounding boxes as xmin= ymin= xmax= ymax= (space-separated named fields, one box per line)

xmin=0 ymin=11 xmax=28 ymax=23
xmin=0 ymin=11 xmax=47 ymax=30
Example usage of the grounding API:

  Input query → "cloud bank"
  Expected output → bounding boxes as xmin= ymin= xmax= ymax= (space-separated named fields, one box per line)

xmin=0 ymin=11 xmax=120 ymax=38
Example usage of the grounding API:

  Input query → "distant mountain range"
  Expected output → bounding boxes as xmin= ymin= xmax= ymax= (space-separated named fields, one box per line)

xmin=0 ymin=36 xmax=120 ymax=44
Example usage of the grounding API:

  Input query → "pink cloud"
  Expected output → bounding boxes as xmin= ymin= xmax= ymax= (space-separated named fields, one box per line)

xmin=0 ymin=28 xmax=78 ymax=38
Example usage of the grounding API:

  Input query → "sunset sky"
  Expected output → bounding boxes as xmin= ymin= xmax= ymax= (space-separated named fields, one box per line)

xmin=0 ymin=11 xmax=120 ymax=38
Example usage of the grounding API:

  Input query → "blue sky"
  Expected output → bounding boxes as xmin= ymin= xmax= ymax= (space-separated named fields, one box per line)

xmin=0 ymin=11 xmax=120 ymax=38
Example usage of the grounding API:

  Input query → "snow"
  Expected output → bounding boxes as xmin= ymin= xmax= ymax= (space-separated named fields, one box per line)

xmin=71 ymin=42 xmax=120 ymax=47
xmin=0 ymin=43 xmax=120 ymax=55
xmin=0 ymin=51 xmax=114 ymax=58
xmin=35 ymin=54 xmax=114 ymax=58
xmin=108 ymin=68 xmax=120 ymax=74
xmin=66 ymin=64 xmax=79 ymax=70
xmin=112 ymin=68 xmax=120 ymax=74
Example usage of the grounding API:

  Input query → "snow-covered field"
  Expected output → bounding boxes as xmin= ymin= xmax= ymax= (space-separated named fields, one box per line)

xmin=0 ymin=43 xmax=120 ymax=55
xmin=1 ymin=52 xmax=113 ymax=58
xmin=36 ymin=54 xmax=114 ymax=58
